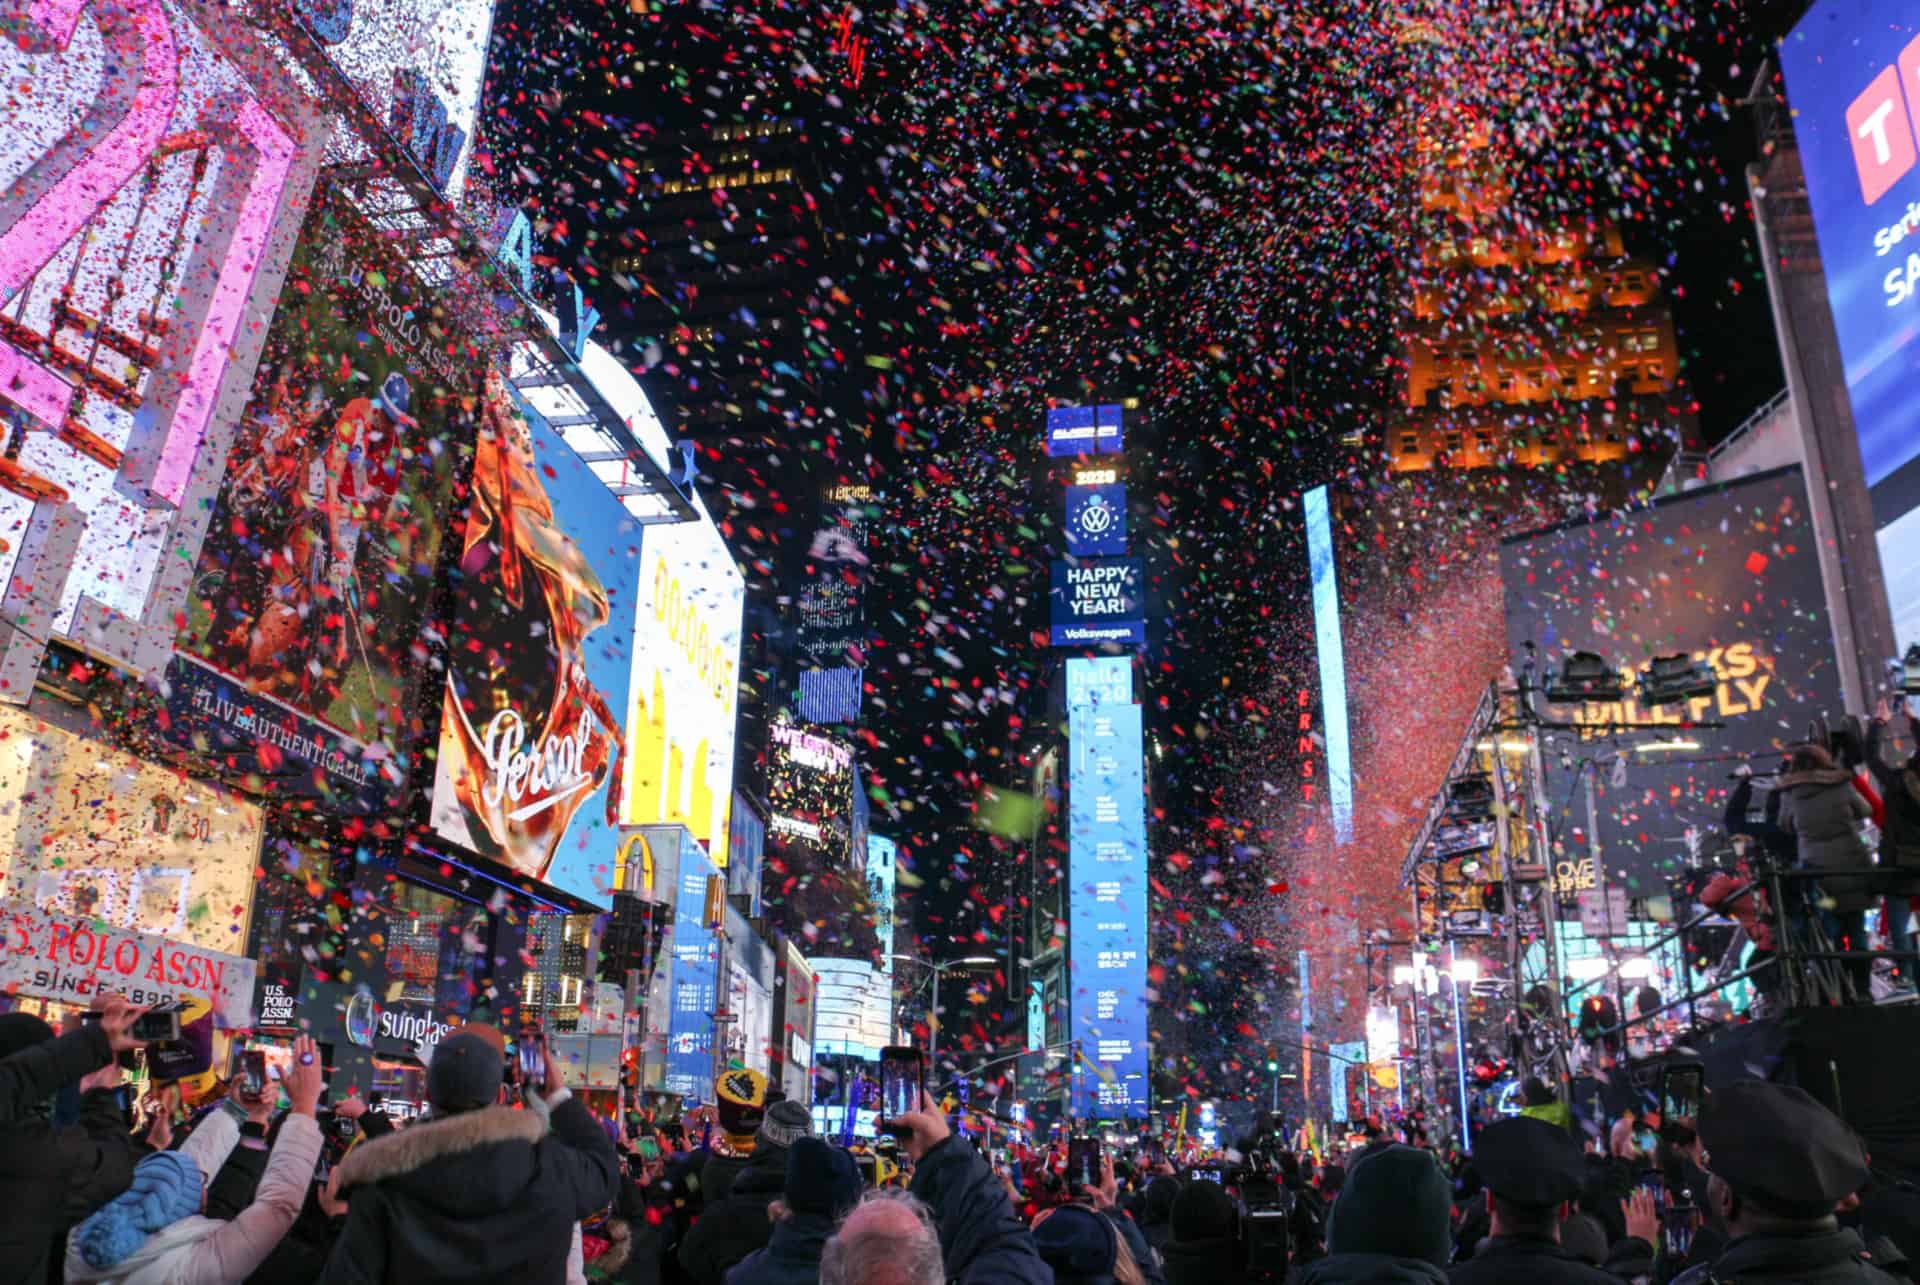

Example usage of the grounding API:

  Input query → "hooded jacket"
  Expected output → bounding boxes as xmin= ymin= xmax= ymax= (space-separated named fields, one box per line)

xmin=0 ymin=1021 xmax=140 ymax=1285
xmin=63 ymin=1113 xmax=323 ymax=1285
xmin=1779 ymin=768 xmax=1876 ymax=911
xmin=678 ymin=1144 xmax=789 ymax=1285
xmin=316 ymin=1092 xmax=619 ymax=1285
xmin=1161 ymin=1233 xmax=1250 ymax=1285
xmin=1300 ymin=1254 xmax=1450 ymax=1284
xmin=1669 ymin=1226 xmax=1905 ymax=1284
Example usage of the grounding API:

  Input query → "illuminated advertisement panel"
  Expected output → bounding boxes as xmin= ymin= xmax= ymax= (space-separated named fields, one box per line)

xmin=664 ymin=841 xmax=719 ymax=1101
xmin=1064 ymin=655 xmax=1131 ymax=710
xmin=0 ymin=706 xmax=261 ymax=957
xmin=1067 ymin=690 xmax=1149 ymax=1120
xmin=428 ymin=381 xmax=639 ymax=904
xmin=287 ymin=0 xmax=496 ymax=197
xmin=1305 ymin=486 xmax=1354 ymax=844
xmin=0 ymin=0 xmax=318 ymax=688
xmin=1064 ymin=483 xmax=1128 ymax=557
xmin=1780 ymin=2 xmax=1920 ymax=655
xmin=1500 ymin=468 xmax=1845 ymax=894
xmin=797 ymin=483 xmax=869 ymax=670
xmin=1050 ymin=558 xmax=1146 ymax=647
xmin=624 ymin=499 xmax=743 ymax=868
xmin=1044 ymin=405 xmax=1124 ymax=458
xmin=169 ymin=181 xmax=476 ymax=814
xmin=866 ymin=834 xmax=897 ymax=1007
xmin=767 ymin=714 xmax=855 ymax=870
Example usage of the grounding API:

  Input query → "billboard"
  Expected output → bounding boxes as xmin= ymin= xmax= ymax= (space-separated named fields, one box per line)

xmin=1780 ymin=3 xmax=1920 ymax=655
xmin=1500 ymin=468 xmax=1846 ymax=894
xmin=1050 ymin=558 xmax=1146 ymax=646
xmin=0 ymin=0 xmax=316 ymax=690
xmin=1305 ymin=486 xmax=1354 ymax=844
xmin=1067 ymin=698 xmax=1150 ymax=1119
xmin=1045 ymin=405 xmax=1124 ymax=457
xmin=170 ymin=182 xmax=475 ymax=813
xmin=664 ymin=841 xmax=719 ymax=1101
xmin=289 ymin=0 xmax=497 ymax=196
xmin=796 ymin=483 xmax=870 ymax=670
xmin=623 ymin=499 xmax=743 ymax=867
xmin=1065 ymin=483 xmax=1129 ymax=557
xmin=1065 ymin=656 xmax=1132 ymax=710
xmin=768 ymin=715 xmax=856 ymax=869
xmin=428 ymin=379 xmax=639 ymax=903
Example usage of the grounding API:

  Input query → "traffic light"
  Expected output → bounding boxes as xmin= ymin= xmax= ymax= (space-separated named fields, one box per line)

xmin=1265 ymin=1059 xmax=1278 ymax=1073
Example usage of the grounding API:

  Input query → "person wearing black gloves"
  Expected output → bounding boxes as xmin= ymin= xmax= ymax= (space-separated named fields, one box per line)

xmin=1672 ymin=1080 xmax=1906 ymax=1284
xmin=1448 ymin=1116 xmax=1654 ymax=1284
xmin=317 ymin=1029 xmax=618 ymax=1284
xmin=0 ymin=994 xmax=149 ymax=1285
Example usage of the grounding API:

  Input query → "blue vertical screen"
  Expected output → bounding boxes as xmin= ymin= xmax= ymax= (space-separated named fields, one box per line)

xmin=1068 ymin=697 xmax=1150 ymax=1119
xmin=1305 ymin=486 xmax=1353 ymax=844
xmin=666 ymin=843 xmax=719 ymax=1101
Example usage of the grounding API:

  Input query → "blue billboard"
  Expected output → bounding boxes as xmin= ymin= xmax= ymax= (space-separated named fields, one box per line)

xmin=665 ymin=843 xmax=719 ymax=1101
xmin=1045 ymin=404 xmax=1124 ymax=457
xmin=1050 ymin=558 xmax=1146 ymax=647
xmin=1065 ymin=483 xmax=1129 ymax=556
xmin=1065 ymin=656 xmax=1132 ymax=710
xmin=1305 ymin=486 xmax=1353 ymax=844
xmin=1781 ymin=5 xmax=1920 ymax=550
xmin=1067 ymin=698 xmax=1150 ymax=1119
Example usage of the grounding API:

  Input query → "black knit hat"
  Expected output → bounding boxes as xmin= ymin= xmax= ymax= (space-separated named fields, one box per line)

xmin=426 ymin=1031 xmax=504 ymax=1112
xmin=1326 ymin=1144 xmax=1452 ymax=1266
xmin=784 ymin=1137 xmax=863 ymax=1218
xmin=1171 ymin=1178 xmax=1239 ymax=1242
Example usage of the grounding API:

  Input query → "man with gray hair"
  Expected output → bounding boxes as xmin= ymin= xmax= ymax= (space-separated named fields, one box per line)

xmin=821 ymin=1092 xmax=1050 ymax=1285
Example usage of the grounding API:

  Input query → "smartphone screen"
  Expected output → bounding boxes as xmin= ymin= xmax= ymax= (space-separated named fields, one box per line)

xmin=240 ymin=1049 xmax=268 ymax=1097
xmin=1662 ymin=1206 xmax=1698 ymax=1259
xmin=636 ymin=1136 xmax=661 ymax=1161
xmin=517 ymin=1039 xmax=546 ymax=1083
xmin=879 ymin=1045 xmax=924 ymax=1119
xmin=1661 ymin=1065 xmax=1704 ymax=1122
xmin=1636 ymin=1170 xmax=1664 ymax=1205
xmin=1067 ymin=1135 xmax=1100 ymax=1189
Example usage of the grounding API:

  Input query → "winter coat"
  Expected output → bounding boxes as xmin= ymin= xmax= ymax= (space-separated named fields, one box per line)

xmin=1778 ymin=768 xmax=1876 ymax=912
xmin=908 ymin=1136 xmax=1052 ymax=1285
xmin=1446 ymin=1233 xmax=1628 ymax=1284
xmin=1299 ymin=1253 xmax=1450 ymax=1284
xmin=1867 ymin=719 xmax=1920 ymax=878
xmin=1670 ymin=1227 xmax=1906 ymax=1284
xmin=1161 ymin=1234 xmax=1250 ymax=1285
xmin=64 ymin=1113 xmax=324 ymax=1285
xmin=722 ymin=1211 xmax=833 ymax=1285
xmin=0 ymin=1022 xmax=139 ymax=1285
xmin=316 ymin=1092 xmax=620 ymax=1285
xmin=677 ymin=1145 xmax=789 ymax=1285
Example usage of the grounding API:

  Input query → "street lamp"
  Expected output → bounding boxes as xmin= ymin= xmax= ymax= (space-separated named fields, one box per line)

xmin=890 ymin=954 xmax=996 ymax=1068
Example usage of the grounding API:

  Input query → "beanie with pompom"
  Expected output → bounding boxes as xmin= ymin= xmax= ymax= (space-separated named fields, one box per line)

xmin=73 ymin=1150 xmax=203 ymax=1269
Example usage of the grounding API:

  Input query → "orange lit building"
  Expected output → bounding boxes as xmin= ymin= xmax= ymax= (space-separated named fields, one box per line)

xmin=1389 ymin=116 xmax=1694 ymax=473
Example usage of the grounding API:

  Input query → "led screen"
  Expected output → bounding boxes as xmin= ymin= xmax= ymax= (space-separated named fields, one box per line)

xmin=1045 ymin=404 xmax=1124 ymax=457
xmin=1065 ymin=483 xmax=1129 ymax=556
xmin=1050 ymin=558 xmax=1146 ymax=647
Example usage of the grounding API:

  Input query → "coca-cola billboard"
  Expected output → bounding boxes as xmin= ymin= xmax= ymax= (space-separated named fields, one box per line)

xmin=428 ymin=375 xmax=640 ymax=903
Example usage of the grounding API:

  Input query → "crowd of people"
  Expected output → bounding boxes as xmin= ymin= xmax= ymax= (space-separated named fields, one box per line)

xmin=4 ymin=990 xmax=1916 ymax=1284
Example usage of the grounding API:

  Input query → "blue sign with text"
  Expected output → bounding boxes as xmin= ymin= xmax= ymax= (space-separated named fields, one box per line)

xmin=1045 ymin=405 xmax=1124 ymax=457
xmin=1065 ymin=483 xmax=1129 ymax=556
xmin=1780 ymin=2 xmax=1920 ymax=504
xmin=1067 ymin=699 xmax=1150 ymax=1120
xmin=665 ymin=844 xmax=719 ymax=1101
xmin=1050 ymin=558 xmax=1146 ymax=647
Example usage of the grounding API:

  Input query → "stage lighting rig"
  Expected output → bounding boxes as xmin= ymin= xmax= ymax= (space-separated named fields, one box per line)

xmin=1639 ymin=654 xmax=1717 ymax=707
xmin=1546 ymin=651 xmax=1623 ymax=704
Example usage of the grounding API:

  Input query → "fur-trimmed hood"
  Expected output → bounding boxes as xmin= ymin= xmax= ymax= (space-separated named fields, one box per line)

xmin=1779 ymin=767 xmax=1855 ymax=793
xmin=335 ymin=1105 xmax=546 ymax=1210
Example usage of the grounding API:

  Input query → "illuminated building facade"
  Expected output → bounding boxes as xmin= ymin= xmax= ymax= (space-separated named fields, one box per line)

xmin=1390 ymin=119 xmax=1695 ymax=472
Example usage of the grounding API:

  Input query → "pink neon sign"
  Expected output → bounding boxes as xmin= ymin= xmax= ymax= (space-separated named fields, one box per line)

xmin=0 ymin=0 xmax=295 ymax=508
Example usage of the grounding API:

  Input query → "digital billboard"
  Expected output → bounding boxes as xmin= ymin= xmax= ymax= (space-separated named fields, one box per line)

xmin=1067 ymin=698 xmax=1150 ymax=1119
xmin=289 ymin=0 xmax=497 ymax=197
xmin=623 ymin=498 xmax=743 ymax=868
xmin=1500 ymin=468 xmax=1846 ymax=894
xmin=1050 ymin=558 xmax=1146 ymax=646
xmin=1045 ymin=405 xmax=1124 ymax=457
xmin=0 ymin=0 xmax=315 ymax=690
xmin=428 ymin=378 xmax=639 ymax=903
xmin=1305 ymin=486 xmax=1354 ymax=844
xmin=767 ymin=715 xmax=856 ymax=870
xmin=665 ymin=841 xmax=719 ymax=1101
xmin=1065 ymin=656 xmax=1132 ymax=710
xmin=796 ymin=483 xmax=871 ymax=671
xmin=170 ymin=181 xmax=475 ymax=814
xmin=1065 ymin=483 xmax=1129 ymax=557
xmin=1780 ymin=2 xmax=1920 ymax=656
